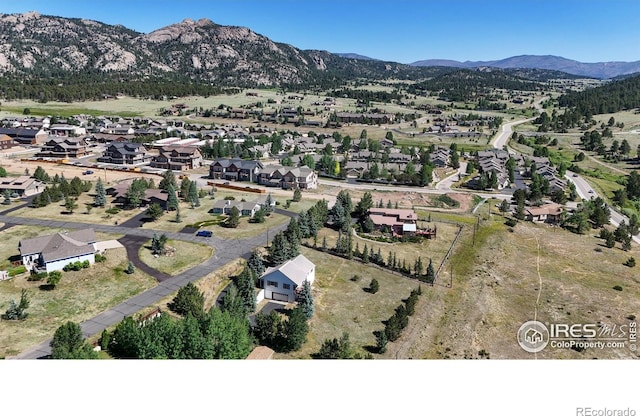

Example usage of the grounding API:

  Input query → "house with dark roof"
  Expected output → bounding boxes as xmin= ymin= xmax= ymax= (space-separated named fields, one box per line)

xmin=150 ymin=146 xmax=203 ymax=170
xmin=209 ymin=158 xmax=264 ymax=182
xmin=259 ymin=254 xmax=315 ymax=302
xmin=0 ymin=127 xmax=47 ymax=145
xmin=257 ymin=165 xmax=317 ymax=190
xmin=107 ymin=181 xmax=170 ymax=209
xmin=19 ymin=229 xmax=97 ymax=273
xmin=97 ymin=142 xmax=152 ymax=165
xmin=36 ymin=137 xmax=89 ymax=159
xmin=211 ymin=196 xmax=266 ymax=217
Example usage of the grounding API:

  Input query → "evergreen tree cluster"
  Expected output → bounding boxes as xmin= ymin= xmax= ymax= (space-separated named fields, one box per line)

xmin=375 ymin=286 xmax=422 ymax=349
xmin=106 ymin=307 xmax=253 ymax=359
xmin=252 ymin=305 xmax=309 ymax=353
xmin=31 ymin=170 xmax=93 ymax=208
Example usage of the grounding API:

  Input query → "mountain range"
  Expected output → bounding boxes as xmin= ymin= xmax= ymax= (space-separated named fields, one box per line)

xmin=410 ymin=55 xmax=640 ymax=79
xmin=0 ymin=11 xmax=637 ymax=90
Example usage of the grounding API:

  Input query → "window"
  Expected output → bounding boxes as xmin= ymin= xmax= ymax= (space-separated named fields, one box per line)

xmin=267 ymin=281 xmax=278 ymax=288
xmin=283 ymin=283 xmax=291 ymax=290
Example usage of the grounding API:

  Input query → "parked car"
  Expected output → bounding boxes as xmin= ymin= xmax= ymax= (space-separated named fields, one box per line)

xmin=196 ymin=230 xmax=213 ymax=237
xmin=82 ymin=170 xmax=94 ymax=175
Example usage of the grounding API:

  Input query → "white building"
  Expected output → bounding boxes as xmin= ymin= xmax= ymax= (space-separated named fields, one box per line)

xmin=18 ymin=229 xmax=97 ymax=273
xmin=259 ymin=254 xmax=315 ymax=302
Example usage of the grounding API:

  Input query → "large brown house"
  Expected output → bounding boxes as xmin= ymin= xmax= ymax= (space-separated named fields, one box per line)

xmin=150 ymin=146 xmax=203 ymax=170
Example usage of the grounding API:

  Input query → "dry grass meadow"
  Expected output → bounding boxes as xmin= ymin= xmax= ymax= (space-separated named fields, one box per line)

xmin=0 ymin=227 xmax=156 ymax=358
xmin=392 ymin=218 xmax=640 ymax=360
xmin=137 ymin=239 xmax=213 ymax=276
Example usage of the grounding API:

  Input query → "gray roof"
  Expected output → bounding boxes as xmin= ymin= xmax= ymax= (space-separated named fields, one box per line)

xmin=261 ymin=254 xmax=314 ymax=287
xmin=19 ymin=229 xmax=96 ymax=263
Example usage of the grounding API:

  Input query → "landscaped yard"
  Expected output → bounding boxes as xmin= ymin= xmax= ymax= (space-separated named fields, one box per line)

xmin=138 ymin=239 xmax=214 ymax=276
xmin=309 ymin=220 xmax=462 ymax=276
xmin=0 ymin=244 xmax=156 ymax=358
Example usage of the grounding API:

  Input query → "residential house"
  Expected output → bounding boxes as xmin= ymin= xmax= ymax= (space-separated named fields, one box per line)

xmin=211 ymin=196 xmax=266 ymax=217
xmin=0 ymin=134 xmax=15 ymax=150
xmin=97 ymin=142 xmax=152 ymax=165
xmin=19 ymin=229 xmax=97 ymax=273
xmin=0 ymin=127 xmax=47 ymax=145
xmin=429 ymin=147 xmax=451 ymax=168
xmin=257 ymin=165 xmax=318 ymax=190
xmin=107 ymin=182 xmax=170 ymax=209
xmin=150 ymin=146 xmax=203 ymax=170
xmin=368 ymin=208 xmax=418 ymax=235
xmin=49 ymin=124 xmax=86 ymax=137
xmin=525 ymin=203 xmax=563 ymax=224
xmin=0 ymin=176 xmax=44 ymax=197
xmin=36 ymin=137 xmax=89 ymax=159
xmin=209 ymin=158 xmax=264 ymax=182
xmin=259 ymin=254 xmax=315 ymax=302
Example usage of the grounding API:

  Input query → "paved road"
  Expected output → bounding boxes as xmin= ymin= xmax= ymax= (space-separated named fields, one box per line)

xmin=6 ymin=208 xmax=296 ymax=359
xmin=436 ymin=162 xmax=467 ymax=191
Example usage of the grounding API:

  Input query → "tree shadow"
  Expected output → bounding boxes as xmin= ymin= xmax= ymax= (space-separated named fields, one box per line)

xmin=38 ymin=284 xmax=56 ymax=291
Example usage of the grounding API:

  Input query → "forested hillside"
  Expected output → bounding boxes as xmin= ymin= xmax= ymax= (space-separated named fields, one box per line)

xmin=558 ymin=75 xmax=640 ymax=116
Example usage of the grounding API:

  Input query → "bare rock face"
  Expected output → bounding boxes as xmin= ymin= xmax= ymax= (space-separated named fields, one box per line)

xmin=0 ymin=11 xmax=340 ymax=86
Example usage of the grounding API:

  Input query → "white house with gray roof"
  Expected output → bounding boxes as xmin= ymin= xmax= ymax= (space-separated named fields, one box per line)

xmin=259 ymin=254 xmax=315 ymax=302
xmin=19 ymin=229 xmax=97 ymax=273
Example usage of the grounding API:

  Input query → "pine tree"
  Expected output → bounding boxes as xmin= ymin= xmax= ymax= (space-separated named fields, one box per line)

xmin=188 ymin=180 xmax=200 ymax=207
xmin=426 ymin=258 xmax=435 ymax=283
xmin=298 ymin=280 xmax=314 ymax=319
xmin=2 ymin=189 xmax=11 ymax=205
xmin=236 ymin=267 xmax=256 ymax=313
xmin=159 ymin=170 xmax=177 ymax=191
xmin=166 ymin=183 xmax=179 ymax=211
xmin=247 ymin=250 xmax=265 ymax=277
xmin=362 ymin=244 xmax=369 ymax=263
xmin=93 ymin=177 xmax=107 ymax=207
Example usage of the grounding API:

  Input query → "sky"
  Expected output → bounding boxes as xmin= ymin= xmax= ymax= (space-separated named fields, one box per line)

xmin=2 ymin=0 xmax=639 ymax=64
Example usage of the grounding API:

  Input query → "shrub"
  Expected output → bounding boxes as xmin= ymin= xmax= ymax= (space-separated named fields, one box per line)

xmin=624 ymin=257 xmax=636 ymax=267
xmin=369 ymin=278 xmax=379 ymax=294
xmin=27 ymin=271 xmax=48 ymax=282
xmin=95 ymin=253 xmax=107 ymax=263
xmin=47 ymin=271 xmax=62 ymax=287
xmin=505 ymin=218 xmax=518 ymax=227
xmin=350 ymin=275 xmax=361 ymax=282
xmin=105 ymin=207 xmax=121 ymax=214
xmin=8 ymin=265 xmax=27 ymax=277
xmin=613 ymin=285 xmax=623 ymax=291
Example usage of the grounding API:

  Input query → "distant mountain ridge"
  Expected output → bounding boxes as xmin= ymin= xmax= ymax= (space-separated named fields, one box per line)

xmin=410 ymin=55 xmax=640 ymax=79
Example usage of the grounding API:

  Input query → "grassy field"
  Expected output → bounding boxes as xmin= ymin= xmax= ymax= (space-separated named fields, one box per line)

xmin=137 ymin=239 xmax=213 ymax=276
xmin=7 ymin=190 xmax=144 ymax=225
xmin=0 ymin=244 xmax=156 ymax=358
xmin=278 ymin=247 xmax=431 ymax=359
xmin=396 ymin=217 xmax=640 ymax=359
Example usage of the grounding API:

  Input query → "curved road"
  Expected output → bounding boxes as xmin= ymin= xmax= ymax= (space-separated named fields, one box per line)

xmin=4 ymin=208 xmax=295 ymax=359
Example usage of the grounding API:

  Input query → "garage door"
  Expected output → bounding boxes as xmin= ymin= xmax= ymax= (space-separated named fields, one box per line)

xmin=272 ymin=292 xmax=288 ymax=302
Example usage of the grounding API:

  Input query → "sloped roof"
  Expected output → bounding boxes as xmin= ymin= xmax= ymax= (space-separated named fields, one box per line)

xmin=261 ymin=254 xmax=314 ymax=287
xmin=19 ymin=229 xmax=96 ymax=262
